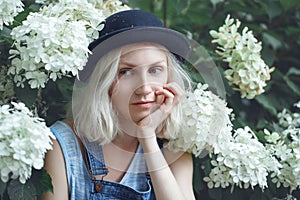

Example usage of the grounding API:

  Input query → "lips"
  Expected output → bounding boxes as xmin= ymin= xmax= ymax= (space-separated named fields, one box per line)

xmin=132 ymin=101 xmax=155 ymax=108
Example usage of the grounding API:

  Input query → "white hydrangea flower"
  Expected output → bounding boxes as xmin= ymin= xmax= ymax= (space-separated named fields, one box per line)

xmin=204 ymin=126 xmax=281 ymax=190
xmin=9 ymin=13 xmax=90 ymax=88
xmin=265 ymin=103 xmax=300 ymax=192
xmin=35 ymin=0 xmax=57 ymax=4
xmin=92 ymin=0 xmax=130 ymax=17
xmin=284 ymin=194 xmax=298 ymax=200
xmin=294 ymin=101 xmax=300 ymax=109
xmin=165 ymin=83 xmax=233 ymax=157
xmin=40 ymin=0 xmax=106 ymax=42
xmin=210 ymin=15 xmax=274 ymax=99
xmin=0 ymin=102 xmax=55 ymax=184
xmin=8 ymin=0 xmax=107 ymax=88
xmin=173 ymin=84 xmax=281 ymax=189
xmin=0 ymin=0 xmax=24 ymax=30
xmin=8 ymin=0 xmax=130 ymax=88
xmin=277 ymin=107 xmax=300 ymax=129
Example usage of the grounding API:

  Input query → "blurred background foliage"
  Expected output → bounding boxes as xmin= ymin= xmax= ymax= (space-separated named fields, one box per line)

xmin=0 ymin=0 xmax=299 ymax=199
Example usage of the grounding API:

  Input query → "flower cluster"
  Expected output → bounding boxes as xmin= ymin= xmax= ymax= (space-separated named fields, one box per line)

xmin=40 ymin=0 xmax=106 ymax=42
xmin=166 ymin=83 xmax=281 ymax=190
xmin=8 ymin=0 xmax=129 ymax=88
xmin=210 ymin=15 xmax=274 ymax=99
xmin=165 ymin=83 xmax=233 ymax=157
xmin=265 ymin=102 xmax=300 ymax=192
xmin=93 ymin=0 xmax=130 ymax=17
xmin=35 ymin=0 xmax=57 ymax=4
xmin=0 ymin=0 xmax=24 ymax=30
xmin=204 ymin=127 xmax=281 ymax=190
xmin=0 ymin=102 xmax=55 ymax=184
xmin=277 ymin=104 xmax=300 ymax=128
xmin=9 ymin=13 xmax=91 ymax=88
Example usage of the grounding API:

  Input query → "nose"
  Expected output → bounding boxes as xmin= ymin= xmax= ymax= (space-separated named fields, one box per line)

xmin=134 ymin=83 xmax=153 ymax=95
xmin=134 ymin=75 xmax=153 ymax=95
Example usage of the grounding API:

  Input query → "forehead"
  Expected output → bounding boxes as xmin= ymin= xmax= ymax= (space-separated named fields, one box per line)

xmin=120 ymin=42 xmax=168 ymax=58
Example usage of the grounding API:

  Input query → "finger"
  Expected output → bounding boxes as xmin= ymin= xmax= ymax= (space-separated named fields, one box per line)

xmin=155 ymin=88 xmax=174 ymax=108
xmin=163 ymin=82 xmax=185 ymax=100
xmin=156 ymin=83 xmax=185 ymax=107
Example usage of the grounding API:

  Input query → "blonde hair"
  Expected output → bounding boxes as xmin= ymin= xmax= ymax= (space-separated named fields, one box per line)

xmin=72 ymin=43 xmax=193 ymax=144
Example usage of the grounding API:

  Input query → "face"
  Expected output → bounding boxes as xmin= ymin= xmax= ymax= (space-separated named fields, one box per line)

xmin=110 ymin=43 xmax=168 ymax=125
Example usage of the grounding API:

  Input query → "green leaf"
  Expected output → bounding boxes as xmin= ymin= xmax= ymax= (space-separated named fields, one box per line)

xmin=192 ymin=158 xmax=205 ymax=194
xmin=56 ymin=77 xmax=74 ymax=101
xmin=210 ymin=0 xmax=224 ymax=6
xmin=14 ymin=84 xmax=38 ymax=107
xmin=256 ymin=118 xmax=273 ymax=130
xmin=0 ymin=181 xmax=7 ymax=199
xmin=261 ymin=43 xmax=276 ymax=66
xmin=279 ymin=0 xmax=300 ymax=11
xmin=285 ymin=26 xmax=300 ymax=36
xmin=7 ymin=179 xmax=37 ymax=200
xmin=283 ymin=75 xmax=300 ymax=96
xmin=262 ymin=0 xmax=282 ymax=19
xmin=0 ymin=26 xmax=12 ymax=44
xmin=255 ymin=94 xmax=277 ymax=116
xmin=255 ymin=130 xmax=266 ymax=142
xmin=262 ymin=32 xmax=282 ymax=50
xmin=12 ymin=8 xmax=37 ymax=28
xmin=286 ymin=67 xmax=300 ymax=76
xmin=32 ymin=169 xmax=53 ymax=195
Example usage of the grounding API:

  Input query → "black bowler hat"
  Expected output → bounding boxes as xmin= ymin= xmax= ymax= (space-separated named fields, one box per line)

xmin=79 ymin=9 xmax=190 ymax=81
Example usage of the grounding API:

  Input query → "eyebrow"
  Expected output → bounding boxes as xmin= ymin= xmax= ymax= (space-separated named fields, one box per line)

xmin=119 ymin=60 xmax=167 ymax=68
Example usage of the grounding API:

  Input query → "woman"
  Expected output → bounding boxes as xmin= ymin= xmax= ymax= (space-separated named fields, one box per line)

xmin=42 ymin=10 xmax=195 ymax=200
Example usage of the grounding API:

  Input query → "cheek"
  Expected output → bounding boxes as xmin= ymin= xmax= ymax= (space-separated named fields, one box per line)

xmin=109 ymin=80 xmax=129 ymax=97
xmin=110 ymin=82 xmax=132 ymax=106
xmin=150 ymin=72 xmax=168 ymax=84
xmin=162 ymin=69 xmax=169 ymax=83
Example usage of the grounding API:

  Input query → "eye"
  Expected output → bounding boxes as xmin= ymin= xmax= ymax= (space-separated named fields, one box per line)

xmin=118 ymin=68 xmax=133 ymax=76
xmin=149 ymin=66 xmax=163 ymax=74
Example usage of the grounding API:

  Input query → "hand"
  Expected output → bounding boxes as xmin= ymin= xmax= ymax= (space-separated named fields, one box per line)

xmin=117 ymin=82 xmax=184 ymax=140
xmin=136 ymin=82 xmax=185 ymax=138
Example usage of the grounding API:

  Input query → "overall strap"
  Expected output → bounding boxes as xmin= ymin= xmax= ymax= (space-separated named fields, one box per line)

xmin=83 ymin=138 xmax=109 ymax=193
xmin=83 ymin=137 xmax=108 ymax=176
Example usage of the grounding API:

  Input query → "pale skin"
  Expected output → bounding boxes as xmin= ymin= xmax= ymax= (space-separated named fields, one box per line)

xmin=41 ymin=43 xmax=195 ymax=200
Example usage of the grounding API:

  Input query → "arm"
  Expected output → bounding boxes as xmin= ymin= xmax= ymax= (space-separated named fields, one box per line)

xmin=165 ymin=149 xmax=195 ymax=200
xmin=118 ymin=82 xmax=194 ymax=199
xmin=137 ymin=83 xmax=195 ymax=199
xmin=139 ymin=137 xmax=195 ymax=200
xmin=40 ymin=139 xmax=69 ymax=200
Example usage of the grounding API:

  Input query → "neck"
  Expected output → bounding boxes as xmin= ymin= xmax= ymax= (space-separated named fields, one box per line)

xmin=111 ymin=132 xmax=139 ymax=153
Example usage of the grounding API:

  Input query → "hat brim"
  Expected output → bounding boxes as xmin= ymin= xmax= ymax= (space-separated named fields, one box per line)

xmin=79 ymin=27 xmax=190 ymax=81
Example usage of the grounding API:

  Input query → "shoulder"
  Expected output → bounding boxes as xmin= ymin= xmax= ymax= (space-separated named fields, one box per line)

xmin=164 ymin=149 xmax=193 ymax=170
xmin=42 ymin=135 xmax=69 ymax=199
xmin=44 ymin=121 xmax=69 ymax=175
xmin=163 ymin=149 xmax=195 ymax=199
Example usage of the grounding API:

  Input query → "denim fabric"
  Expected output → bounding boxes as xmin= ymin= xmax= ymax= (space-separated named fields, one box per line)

xmin=50 ymin=121 xmax=157 ymax=200
xmin=88 ymin=151 xmax=154 ymax=200
xmin=50 ymin=121 xmax=91 ymax=199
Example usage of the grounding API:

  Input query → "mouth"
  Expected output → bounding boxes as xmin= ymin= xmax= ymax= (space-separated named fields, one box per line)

xmin=132 ymin=101 xmax=155 ymax=108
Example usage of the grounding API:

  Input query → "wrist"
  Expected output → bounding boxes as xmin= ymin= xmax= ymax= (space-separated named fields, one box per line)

xmin=138 ymin=135 xmax=160 ymax=153
xmin=143 ymin=150 xmax=168 ymax=172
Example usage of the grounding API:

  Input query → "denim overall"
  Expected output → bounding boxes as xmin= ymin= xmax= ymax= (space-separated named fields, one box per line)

xmin=50 ymin=121 xmax=157 ymax=200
